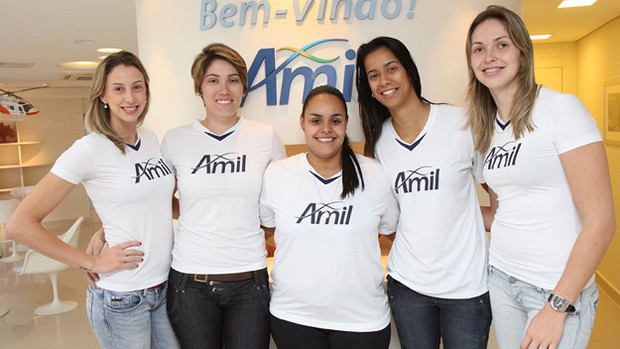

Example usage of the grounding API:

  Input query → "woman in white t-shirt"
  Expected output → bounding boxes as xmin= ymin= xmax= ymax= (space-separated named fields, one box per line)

xmin=465 ymin=6 xmax=615 ymax=349
xmin=260 ymin=85 xmax=399 ymax=349
xmin=162 ymin=43 xmax=285 ymax=349
xmin=355 ymin=36 xmax=492 ymax=349
xmin=6 ymin=51 xmax=179 ymax=348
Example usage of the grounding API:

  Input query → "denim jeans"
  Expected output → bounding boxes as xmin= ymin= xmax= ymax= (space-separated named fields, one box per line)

xmin=387 ymin=276 xmax=492 ymax=349
xmin=86 ymin=283 xmax=180 ymax=349
xmin=270 ymin=314 xmax=391 ymax=349
xmin=166 ymin=268 xmax=271 ymax=349
xmin=488 ymin=266 xmax=598 ymax=349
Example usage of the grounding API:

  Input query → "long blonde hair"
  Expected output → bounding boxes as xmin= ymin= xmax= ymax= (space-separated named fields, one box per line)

xmin=85 ymin=51 xmax=151 ymax=154
xmin=465 ymin=5 xmax=538 ymax=153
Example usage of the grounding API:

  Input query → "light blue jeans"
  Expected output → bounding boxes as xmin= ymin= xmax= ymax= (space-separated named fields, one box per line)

xmin=488 ymin=266 xmax=598 ymax=349
xmin=86 ymin=283 xmax=180 ymax=349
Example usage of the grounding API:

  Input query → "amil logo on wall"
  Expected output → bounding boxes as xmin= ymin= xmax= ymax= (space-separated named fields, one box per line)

xmin=244 ymin=38 xmax=356 ymax=106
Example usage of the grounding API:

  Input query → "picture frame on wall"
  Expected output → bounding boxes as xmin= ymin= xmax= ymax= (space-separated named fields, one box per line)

xmin=604 ymin=78 xmax=620 ymax=146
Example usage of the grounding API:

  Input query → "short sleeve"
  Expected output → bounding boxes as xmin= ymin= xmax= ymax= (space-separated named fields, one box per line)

xmin=259 ymin=165 xmax=276 ymax=228
xmin=550 ymin=94 xmax=602 ymax=154
xmin=51 ymin=139 xmax=96 ymax=184
xmin=472 ymin=151 xmax=485 ymax=184
xmin=379 ymin=188 xmax=399 ymax=235
xmin=160 ymin=132 xmax=177 ymax=176
xmin=271 ymin=130 xmax=286 ymax=162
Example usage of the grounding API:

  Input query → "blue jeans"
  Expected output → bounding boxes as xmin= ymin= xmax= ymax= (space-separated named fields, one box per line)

xmin=387 ymin=276 xmax=492 ymax=349
xmin=166 ymin=268 xmax=271 ymax=349
xmin=488 ymin=266 xmax=598 ymax=349
xmin=86 ymin=283 xmax=179 ymax=349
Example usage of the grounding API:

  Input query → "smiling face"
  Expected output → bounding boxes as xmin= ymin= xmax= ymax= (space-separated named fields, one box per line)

xmin=469 ymin=18 xmax=522 ymax=97
xmin=200 ymin=59 xmax=244 ymax=120
xmin=301 ymin=92 xmax=348 ymax=166
xmin=363 ymin=46 xmax=416 ymax=113
xmin=100 ymin=64 xmax=147 ymax=131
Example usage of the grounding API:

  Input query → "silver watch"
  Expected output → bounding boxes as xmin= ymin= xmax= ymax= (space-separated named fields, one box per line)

xmin=548 ymin=293 xmax=575 ymax=313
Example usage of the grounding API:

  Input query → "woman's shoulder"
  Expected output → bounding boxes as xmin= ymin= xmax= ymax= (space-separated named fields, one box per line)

xmin=535 ymin=86 xmax=590 ymax=119
xmin=240 ymin=117 xmax=275 ymax=132
xmin=354 ymin=153 xmax=384 ymax=173
xmin=265 ymin=153 xmax=304 ymax=176
xmin=432 ymin=103 xmax=467 ymax=121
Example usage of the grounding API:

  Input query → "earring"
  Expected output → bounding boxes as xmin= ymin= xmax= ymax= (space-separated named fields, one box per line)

xmin=371 ymin=93 xmax=374 ymax=98
xmin=104 ymin=102 xmax=108 ymax=109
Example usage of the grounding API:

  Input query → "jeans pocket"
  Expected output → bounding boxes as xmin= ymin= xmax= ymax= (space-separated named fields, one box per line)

xmin=588 ymin=287 xmax=599 ymax=330
xmin=103 ymin=290 xmax=144 ymax=313
xmin=254 ymin=280 xmax=271 ymax=310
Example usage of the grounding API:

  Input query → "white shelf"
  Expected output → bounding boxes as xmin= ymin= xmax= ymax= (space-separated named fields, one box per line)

xmin=0 ymin=163 xmax=51 ymax=170
xmin=0 ymin=122 xmax=47 ymax=194
xmin=0 ymin=141 xmax=42 ymax=146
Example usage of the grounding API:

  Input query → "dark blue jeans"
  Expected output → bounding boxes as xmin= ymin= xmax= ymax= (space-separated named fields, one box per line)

xmin=270 ymin=314 xmax=391 ymax=349
xmin=166 ymin=268 xmax=271 ymax=349
xmin=387 ymin=276 xmax=492 ymax=349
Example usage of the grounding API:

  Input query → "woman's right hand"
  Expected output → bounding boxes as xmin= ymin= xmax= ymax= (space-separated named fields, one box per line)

xmin=88 ymin=240 xmax=144 ymax=274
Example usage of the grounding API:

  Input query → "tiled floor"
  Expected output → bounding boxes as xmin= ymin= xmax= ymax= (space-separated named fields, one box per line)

xmin=1 ymin=220 xmax=619 ymax=348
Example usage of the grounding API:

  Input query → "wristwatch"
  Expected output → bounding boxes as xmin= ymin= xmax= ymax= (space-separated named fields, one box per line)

xmin=548 ymin=293 xmax=576 ymax=313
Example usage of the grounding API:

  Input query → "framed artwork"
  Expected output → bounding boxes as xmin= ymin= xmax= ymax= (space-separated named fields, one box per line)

xmin=604 ymin=79 xmax=620 ymax=146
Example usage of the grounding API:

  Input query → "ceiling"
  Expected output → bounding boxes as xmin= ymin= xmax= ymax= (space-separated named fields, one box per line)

xmin=0 ymin=0 xmax=619 ymax=90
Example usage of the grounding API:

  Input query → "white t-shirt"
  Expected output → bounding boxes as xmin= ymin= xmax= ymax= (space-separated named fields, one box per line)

xmin=162 ymin=117 xmax=285 ymax=274
xmin=260 ymin=153 xmax=399 ymax=332
xmin=483 ymin=86 xmax=602 ymax=290
xmin=375 ymin=104 xmax=488 ymax=299
xmin=52 ymin=128 xmax=175 ymax=292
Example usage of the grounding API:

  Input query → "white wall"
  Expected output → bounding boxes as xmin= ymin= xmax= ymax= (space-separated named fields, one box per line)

xmin=135 ymin=0 xmax=521 ymax=144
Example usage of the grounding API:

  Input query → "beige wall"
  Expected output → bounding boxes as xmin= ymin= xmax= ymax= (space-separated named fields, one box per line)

xmin=575 ymin=16 xmax=620 ymax=301
xmin=537 ymin=16 xmax=620 ymax=301
xmin=1 ymin=89 xmax=91 ymax=222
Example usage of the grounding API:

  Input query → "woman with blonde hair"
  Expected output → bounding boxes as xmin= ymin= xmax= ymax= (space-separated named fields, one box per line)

xmin=7 ymin=51 xmax=179 ymax=348
xmin=465 ymin=5 xmax=615 ymax=348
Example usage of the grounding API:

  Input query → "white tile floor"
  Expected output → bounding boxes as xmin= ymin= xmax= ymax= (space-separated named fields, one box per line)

xmin=1 ymin=220 xmax=618 ymax=349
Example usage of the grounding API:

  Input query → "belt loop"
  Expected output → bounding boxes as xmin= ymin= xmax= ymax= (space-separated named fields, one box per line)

xmin=180 ymin=271 xmax=189 ymax=289
xmin=254 ymin=268 xmax=267 ymax=285
xmin=253 ymin=269 xmax=260 ymax=284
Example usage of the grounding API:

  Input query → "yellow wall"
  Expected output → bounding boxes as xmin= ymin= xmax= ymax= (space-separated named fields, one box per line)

xmin=533 ymin=42 xmax=578 ymax=94
xmin=534 ymin=17 xmax=620 ymax=302
xmin=576 ymin=16 xmax=620 ymax=302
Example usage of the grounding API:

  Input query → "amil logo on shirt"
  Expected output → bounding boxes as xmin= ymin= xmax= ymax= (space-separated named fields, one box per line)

xmin=394 ymin=166 xmax=440 ymax=194
xmin=484 ymin=141 xmax=522 ymax=170
xmin=190 ymin=152 xmax=247 ymax=174
xmin=295 ymin=201 xmax=353 ymax=225
xmin=133 ymin=158 xmax=173 ymax=184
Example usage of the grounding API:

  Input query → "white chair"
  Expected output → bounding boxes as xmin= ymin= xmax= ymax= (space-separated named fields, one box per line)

xmin=0 ymin=199 xmax=23 ymax=263
xmin=10 ymin=186 xmax=34 ymax=200
xmin=13 ymin=217 xmax=84 ymax=315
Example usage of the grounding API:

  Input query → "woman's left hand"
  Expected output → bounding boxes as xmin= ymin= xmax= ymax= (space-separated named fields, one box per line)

xmin=520 ymin=304 xmax=568 ymax=349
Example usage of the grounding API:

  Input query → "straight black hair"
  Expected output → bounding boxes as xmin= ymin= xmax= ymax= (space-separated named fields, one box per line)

xmin=302 ymin=85 xmax=365 ymax=199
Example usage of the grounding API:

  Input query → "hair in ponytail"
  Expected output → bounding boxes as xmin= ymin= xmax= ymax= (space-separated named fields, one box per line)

xmin=340 ymin=134 xmax=365 ymax=199
xmin=301 ymin=85 xmax=365 ymax=199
